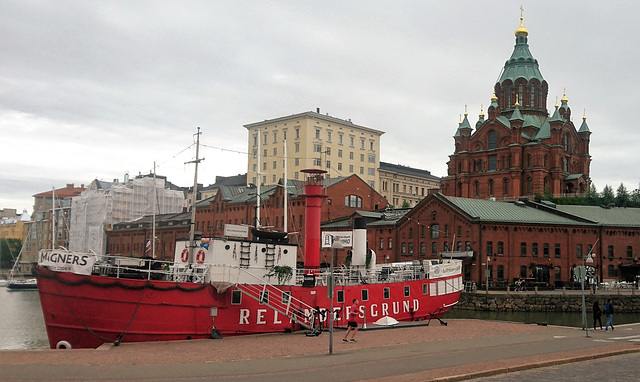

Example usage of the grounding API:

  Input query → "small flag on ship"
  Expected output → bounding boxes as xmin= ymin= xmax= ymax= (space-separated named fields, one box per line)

xmin=145 ymin=240 xmax=151 ymax=256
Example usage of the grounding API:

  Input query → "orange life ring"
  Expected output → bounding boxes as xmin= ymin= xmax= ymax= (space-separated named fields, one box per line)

xmin=180 ymin=248 xmax=189 ymax=262
xmin=196 ymin=249 xmax=205 ymax=264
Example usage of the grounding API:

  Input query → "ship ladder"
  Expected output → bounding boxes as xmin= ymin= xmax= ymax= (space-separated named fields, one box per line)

xmin=239 ymin=242 xmax=251 ymax=267
xmin=264 ymin=244 xmax=276 ymax=268
xmin=234 ymin=282 xmax=314 ymax=330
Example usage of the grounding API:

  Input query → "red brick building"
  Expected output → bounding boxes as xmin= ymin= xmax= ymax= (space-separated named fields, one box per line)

xmin=441 ymin=16 xmax=591 ymax=200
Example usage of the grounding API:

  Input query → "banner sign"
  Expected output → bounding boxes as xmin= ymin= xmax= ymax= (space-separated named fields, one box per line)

xmin=224 ymin=224 xmax=249 ymax=238
xmin=38 ymin=249 xmax=97 ymax=275
xmin=321 ymin=231 xmax=353 ymax=248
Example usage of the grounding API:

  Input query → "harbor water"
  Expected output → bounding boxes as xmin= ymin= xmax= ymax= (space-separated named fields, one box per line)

xmin=0 ymin=287 xmax=48 ymax=350
xmin=2 ymin=286 xmax=640 ymax=350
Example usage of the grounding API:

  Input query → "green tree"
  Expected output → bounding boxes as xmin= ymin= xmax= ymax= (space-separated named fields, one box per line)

xmin=601 ymin=185 xmax=615 ymax=206
xmin=0 ymin=238 xmax=22 ymax=270
xmin=631 ymin=188 xmax=640 ymax=208
xmin=401 ymin=200 xmax=410 ymax=208
xmin=616 ymin=183 xmax=630 ymax=207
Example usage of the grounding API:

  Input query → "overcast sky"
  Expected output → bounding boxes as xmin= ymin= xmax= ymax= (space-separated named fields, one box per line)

xmin=2 ymin=1 xmax=639 ymax=213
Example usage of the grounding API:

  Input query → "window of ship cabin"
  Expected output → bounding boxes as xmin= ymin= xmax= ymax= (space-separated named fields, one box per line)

xmin=282 ymin=291 xmax=291 ymax=305
xmin=383 ymin=287 xmax=390 ymax=299
xmin=361 ymin=289 xmax=369 ymax=301
xmin=259 ymin=290 xmax=269 ymax=305
xmin=422 ymin=284 xmax=428 ymax=295
xmin=231 ymin=290 xmax=242 ymax=305
xmin=337 ymin=290 xmax=344 ymax=303
xmin=404 ymin=285 xmax=410 ymax=297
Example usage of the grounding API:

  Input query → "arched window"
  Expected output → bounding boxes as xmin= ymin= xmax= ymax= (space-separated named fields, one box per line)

xmin=526 ymin=177 xmax=532 ymax=195
xmin=345 ymin=195 xmax=362 ymax=208
xmin=489 ymin=179 xmax=494 ymax=196
xmin=474 ymin=181 xmax=480 ymax=198
xmin=457 ymin=183 xmax=463 ymax=197
xmin=563 ymin=133 xmax=569 ymax=152
xmin=503 ymin=178 xmax=509 ymax=196
xmin=488 ymin=131 xmax=497 ymax=149
xmin=527 ymin=154 xmax=532 ymax=168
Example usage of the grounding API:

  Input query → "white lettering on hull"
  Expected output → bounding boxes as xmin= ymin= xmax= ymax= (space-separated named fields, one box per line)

xmin=237 ymin=298 xmax=423 ymax=325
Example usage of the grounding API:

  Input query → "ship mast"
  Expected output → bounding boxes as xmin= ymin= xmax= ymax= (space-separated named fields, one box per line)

xmin=51 ymin=186 xmax=55 ymax=250
xmin=186 ymin=127 xmax=203 ymax=262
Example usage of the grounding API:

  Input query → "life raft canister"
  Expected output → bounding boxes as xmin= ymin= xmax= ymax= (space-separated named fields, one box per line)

xmin=196 ymin=249 xmax=206 ymax=264
xmin=180 ymin=248 xmax=189 ymax=262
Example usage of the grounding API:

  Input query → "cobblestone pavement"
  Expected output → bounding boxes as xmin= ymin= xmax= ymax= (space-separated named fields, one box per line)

xmin=472 ymin=352 xmax=640 ymax=382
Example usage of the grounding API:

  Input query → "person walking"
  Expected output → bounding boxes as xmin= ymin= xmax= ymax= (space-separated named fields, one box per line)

xmin=343 ymin=299 xmax=360 ymax=343
xmin=593 ymin=300 xmax=603 ymax=330
xmin=604 ymin=298 xmax=615 ymax=331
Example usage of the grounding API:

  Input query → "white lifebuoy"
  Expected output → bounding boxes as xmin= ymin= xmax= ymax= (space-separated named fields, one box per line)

xmin=196 ymin=250 xmax=205 ymax=264
xmin=180 ymin=248 xmax=189 ymax=262
xmin=56 ymin=340 xmax=72 ymax=350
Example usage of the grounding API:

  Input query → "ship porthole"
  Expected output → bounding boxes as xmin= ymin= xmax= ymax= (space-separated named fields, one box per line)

xmin=56 ymin=340 xmax=72 ymax=350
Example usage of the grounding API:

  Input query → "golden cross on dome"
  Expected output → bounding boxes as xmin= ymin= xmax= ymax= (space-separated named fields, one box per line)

xmin=520 ymin=5 xmax=524 ymax=20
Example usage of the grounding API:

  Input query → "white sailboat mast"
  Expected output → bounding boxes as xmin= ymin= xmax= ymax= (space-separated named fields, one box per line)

xmin=283 ymin=138 xmax=287 ymax=233
xmin=187 ymin=127 xmax=203 ymax=262
xmin=152 ymin=161 xmax=157 ymax=259
xmin=51 ymin=187 xmax=55 ymax=250
xmin=256 ymin=128 xmax=261 ymax=229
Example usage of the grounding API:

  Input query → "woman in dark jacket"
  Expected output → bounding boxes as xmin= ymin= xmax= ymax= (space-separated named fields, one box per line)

xmin=593 ymin=300 xmax=603 ymax=330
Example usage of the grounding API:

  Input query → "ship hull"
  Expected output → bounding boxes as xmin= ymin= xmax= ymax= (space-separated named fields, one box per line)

xmin=35 ymin=265 xmax=461 ymax=349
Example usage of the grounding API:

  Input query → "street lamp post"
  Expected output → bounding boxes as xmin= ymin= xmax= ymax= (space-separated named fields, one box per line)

xmin=580 ymin=252 xmax=595 ymax=337
xmin=328 ymin=236 xmax=343 ymax=355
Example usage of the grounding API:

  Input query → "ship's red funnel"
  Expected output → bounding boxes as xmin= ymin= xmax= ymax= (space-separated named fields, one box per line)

xmin=302 ymin=169 xmax=327 ymax=273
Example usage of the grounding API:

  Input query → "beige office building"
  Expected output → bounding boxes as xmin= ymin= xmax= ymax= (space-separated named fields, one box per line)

xmin=245 ymin=110 xmax=384 ymax=188
xmin=378 ymin=162 xmax=441 ymax=208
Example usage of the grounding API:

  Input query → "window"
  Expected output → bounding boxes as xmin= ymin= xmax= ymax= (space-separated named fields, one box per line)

xmin=360 ymin=154 xmax=364 ymax=162
xmin=273 ymin=148 xmax=277 ymax=156
xmin=338 ymin=149 xmax=342 ymax=158
xmin=627 ymin=246 xmax=633 ymax=259
xmin=327 ymin=131 xmax=332 ymax=142
xmin=314 ymin=144 xmax=322 ymax=152
xmin=577 ymin=244 xmax=583 ymax=258
xmin=608 ymin=245 xmax=614 ymax=259
xmin=383 ymin=287 xmax=390 ymax=299
xmin=408 ymin=243 xmax=414 ymax=254
xmin=231 ymin=290 xmax=242 ymax=304
xmin=338 ymin=133 xmax=343 ymax=145
xmin=504 ymin=179 xmax=509 ymax=196
xmin=388 ymin=238 xmax=392 ymax=250
xmin=498 ymin=241 xmax=504 ymax=254
xmin=543 ymin=243 xmax=549 ymax=257
xmin=401 ymin=243 xmax=406 ymax=255
xmin=520 ymin=265 xmax=527 ymax=278
xmin=282 ymin=291 xmax=291 ymax=305
xmin=361 ymin=289 xmax=368 ymax=301
xmin=404 ymin=285 xmax=410 ymax=297
xmin=497 ymin=265 xmax=504 ymax=281
xmin=345 ymin=195 xmax=362 ymax=208
xmin=488 ymin=155 xmax=497 ymax=171
xmin=420 ymin=242 xmax=426 ymax=255
xmin=532 ymin=242 xmax=538 ymax=257
xmin=486 ymin=241 xmax=493 ymax=256
xmin=313 ymin=158 xmax=321 ymax=166
xmin=295 ymin=158 xmax=300 ymax=166
xmin=489 ymin=179 xmax=494 ymax=196
xmin=349 ymin=152 xmax=354 ymax=160
xmin=283 ymin=129 xmax=287 ymax=140
xmin=555 ymin=244 xmax=561 ymax=258
xmin=263 ymin=132 xmax=268 ymax=144
xmin=521 ymin=242 xmax=527 ymax=257
xmin=273 ymin=161 xmax=277 ymax=169
xmin=431 ymin=224 xmax=439 ymax=239
xmin=315 ymin=128 xmax=320 ymax=139
xmin=360 ymin=138 xmax=365 ymax=149
xmin=368 ymin=168 xmax=375 ymax=175
xmin=337 ymin=163 xmax=342 ymax=170
xmin=422 ymin=284 xmax=428 ymax=295
xmin=295 ymin=127 xmax=300 ymax=139
xmin=431 ymin=242 xmax=437 ymax=256
xmin=379 ymin=238 xmax=384 ymax=250
xmin=337 ymin=290 xmax=344 ymax=303
xmin=295 ymin=143 xmax=299 ymax=153
xmin=359 ymin=167 xmax=364 ymax=174
xmin=488 ymin=131 xmax=497 ymax=149
xmin=350 ymin=136 xmax=354 ymax=147
xmin=349 ymin=164 xmax=354 ymax=172
xmin=259 ymin=290 xmax=269 ymax=304
xmin=326 ymin=161 xmax=330 ymax=169
xmin=273 ymin=131 xmax=277 ymax=143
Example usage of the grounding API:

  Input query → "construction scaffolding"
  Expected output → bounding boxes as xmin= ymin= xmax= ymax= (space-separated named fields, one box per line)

xmin=69 ymin=176 xmax=185 ymax=255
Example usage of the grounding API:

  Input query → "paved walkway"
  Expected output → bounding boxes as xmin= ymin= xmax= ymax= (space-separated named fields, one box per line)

xmin=1 ymin=319 xmax=639 ymax=381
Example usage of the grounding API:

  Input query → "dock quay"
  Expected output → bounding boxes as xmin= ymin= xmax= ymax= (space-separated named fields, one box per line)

xmin=1 ymin=319 xmax=639 ymax=381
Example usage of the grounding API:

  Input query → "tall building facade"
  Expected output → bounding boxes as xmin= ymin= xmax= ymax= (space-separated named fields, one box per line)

xmin=244 ymin=109 xmax=384 ymax=189
xmin=441 ymin=15 xmax=591 ymax=200
xmin=378 ymin=162 xmax=441 ymax=208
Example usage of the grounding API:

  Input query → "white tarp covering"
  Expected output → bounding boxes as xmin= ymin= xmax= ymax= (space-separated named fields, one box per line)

xmin=69 ymin=176 xmax=185 ymax=255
